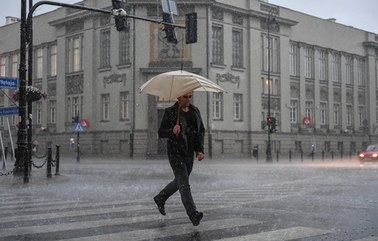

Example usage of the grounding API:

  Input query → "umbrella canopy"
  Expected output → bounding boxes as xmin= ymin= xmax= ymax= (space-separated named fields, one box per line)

xmin=140 ymin=70 xmax=225 ymax=101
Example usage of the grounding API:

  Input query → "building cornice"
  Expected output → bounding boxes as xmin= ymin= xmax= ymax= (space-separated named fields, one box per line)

xmin=363 ymin=41 xmax=378 ymax=49
xmin=48 ymin=7 xmax=110 ymax=27
xmin=140 ymin=67 xmax=202 ymax=74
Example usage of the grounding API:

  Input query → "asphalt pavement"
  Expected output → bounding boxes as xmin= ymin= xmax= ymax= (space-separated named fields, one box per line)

xmin=1 ymin=156 xmax=378 ymax=241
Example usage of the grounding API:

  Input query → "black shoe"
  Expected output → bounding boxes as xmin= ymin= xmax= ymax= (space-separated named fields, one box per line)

xmin=189 ymin=211 xmax=203 ymax=226
xmin=153 ymin=196 xmax=166 ymax=216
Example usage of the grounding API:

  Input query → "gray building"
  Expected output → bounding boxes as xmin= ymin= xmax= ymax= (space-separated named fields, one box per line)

xmin=0 ymin=0 xmax=377 ymax=159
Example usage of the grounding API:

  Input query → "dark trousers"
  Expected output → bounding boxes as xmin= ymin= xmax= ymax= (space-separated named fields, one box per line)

xmin=156 ymin=151 xmax=197 ymax=216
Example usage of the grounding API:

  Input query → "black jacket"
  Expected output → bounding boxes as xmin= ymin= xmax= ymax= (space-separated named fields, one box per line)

xmin=158 ymin=102 xmax=205 ymax=156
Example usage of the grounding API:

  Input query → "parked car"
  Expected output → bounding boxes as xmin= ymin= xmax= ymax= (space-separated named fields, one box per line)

xmin=358 ymin=144 xmax=378 ymax=163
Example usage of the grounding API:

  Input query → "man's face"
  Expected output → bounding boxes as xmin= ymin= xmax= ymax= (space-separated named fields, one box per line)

xmin=178 ymin=92 xmax=193 ymax=107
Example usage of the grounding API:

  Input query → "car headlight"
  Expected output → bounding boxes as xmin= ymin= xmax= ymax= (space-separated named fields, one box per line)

xmin=373 ymin=153 xmax=378 ymax=157
xmin=359 ymin=154 xmax=364 ymax=158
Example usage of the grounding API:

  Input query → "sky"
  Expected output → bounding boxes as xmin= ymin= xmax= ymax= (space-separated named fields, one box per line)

xmin=0 ymin=0 xmax=377 ymax=33
xmin=268 ymin=0 xmax=378 ymax=33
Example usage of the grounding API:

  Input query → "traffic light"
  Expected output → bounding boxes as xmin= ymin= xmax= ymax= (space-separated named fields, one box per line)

xmin=267 ymin=116 xmax=276 ymax=133
xmin=112 ymin=0 xmax=128 ymax=31
xmin=185 ymin=12 xmax=197 ymax=44
xmin=162 ymin=12 xmax=178 ymax=44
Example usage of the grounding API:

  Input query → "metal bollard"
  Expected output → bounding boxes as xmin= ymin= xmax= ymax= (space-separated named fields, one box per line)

xmin=301 ymin=150 xmax=303 ymax=162
xmin=322 ymin=150 xmax=324 ymax=161
xmin=55 ymin=145 xmax=60 ymax=176
xmin=311 ymin=151 xmax=314 ymax=162
xmin=289 ymin=149 xmax=292 ymax=162
xmin=331 ymin=151 xmax=334 ymax=160
xmin=47 ymin=147 xmax=52 ymax=178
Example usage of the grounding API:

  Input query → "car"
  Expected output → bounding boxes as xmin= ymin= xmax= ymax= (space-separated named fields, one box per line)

xmin=358 ymin=144 xmax=378 ymax=163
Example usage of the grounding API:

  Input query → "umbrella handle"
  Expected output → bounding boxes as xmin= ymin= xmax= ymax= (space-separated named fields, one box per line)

xmin=175 ymin=104 xmax=180 ymax=137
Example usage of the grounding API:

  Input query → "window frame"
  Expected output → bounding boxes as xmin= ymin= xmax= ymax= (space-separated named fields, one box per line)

xmin=211 ymin=25 xmax=224 ymax=65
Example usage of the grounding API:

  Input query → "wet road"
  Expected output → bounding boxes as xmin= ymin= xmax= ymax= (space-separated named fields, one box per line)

xmin=1 ymin=157 xmax=377 ymax=240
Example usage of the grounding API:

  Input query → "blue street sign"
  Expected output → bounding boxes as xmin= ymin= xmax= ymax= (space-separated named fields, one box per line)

xmin=74 ymin=122 xmax=84 ymax=132
xmin=0 ymin=106 xmax=19 ymax=116
xmin=0 ymin=77 xmax=18 ymax=88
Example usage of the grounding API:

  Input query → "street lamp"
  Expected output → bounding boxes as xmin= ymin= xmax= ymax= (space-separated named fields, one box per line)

xmin=15 ymin=1 xmax=112 ymax=183
xmin=14 ymin=0 xmax=28 ymax=182
xmin=265 ymin=11 xmax=276 ymax=163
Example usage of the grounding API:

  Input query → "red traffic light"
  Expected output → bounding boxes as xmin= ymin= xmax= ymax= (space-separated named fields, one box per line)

xmin=267 ymin=116 xmax=275 ymax=124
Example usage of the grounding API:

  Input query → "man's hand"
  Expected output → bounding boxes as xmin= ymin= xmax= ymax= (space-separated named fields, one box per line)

xmin=173 ymin=124 xmax=180 ymax=137
xmin=196 ymin=152 xmax=204 ymax=161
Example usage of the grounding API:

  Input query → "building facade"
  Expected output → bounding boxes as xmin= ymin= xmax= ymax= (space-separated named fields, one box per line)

xmin=0 ymin=0 xmax=377 ymax=159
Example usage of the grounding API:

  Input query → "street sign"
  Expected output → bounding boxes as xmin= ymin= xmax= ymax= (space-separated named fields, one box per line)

xmin=0 ymin=77 xmax=18 ymax=88
xmin=74 ymin=122 xmax=84 ymax=132
xmin=80 ymin=119 xmax=90 ymax=128
xmin=303 ymin=116 xmax=311 ymax=125
xmin=0 ymin=106 xmax=19 ymax=116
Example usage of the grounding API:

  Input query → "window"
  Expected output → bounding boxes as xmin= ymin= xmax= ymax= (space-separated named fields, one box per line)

xmin=67 ymin=96 xmax=83 ymax=121
xmin=289 ymin=43 xmax=298 ymax=76
xmin=319 ymin=49 xmax=327 ymax=80
xmin=290 ymin=99 xmax=298 ymax=123
xmin=49 ymin=100 xmax=56 ymax=124
xmin=261 ymin=77 xmax=280 ymax=96
xmin=213 ymin=93 xmax=223 ymax=120
xmin=232 ymin=29 xmax=243 ymax=68
xmin=262 ymin=77 xmax=272 ymax=95
xmin=212 ymin=25 xmax=223 ymax=65
xmin=36 ymin=102 xmax=42 ymax=125
xmin=100 ymin=29 xmax=111 ymax=68
xmin=324 ymin=141 xmax=331 ymax=152
xmin=233 ymin=93 xmax=242 ymax=121
xmin=347 ymin=105 xmax=353 ymax=126
xmin=333 ymin=103 xmax=340 ymax=125
xmin=305 ymin=101 xmax=313 ymax=119
xmin=102 ymin=94 xmax=110 ymax=121
xmin=295 ymin=141 xmax=302 ymax=152
xmin=120 ymin=91 xmax=129 ymax=120
xmin=345 ymin=56 xmax=353 ymax=84
xmin=358 ymin=106 xmax=365 ymax=126
xmin=319 ymin=102 xmax=327 ymax=125
xmin=11 ymin=54 xmax=18 ymax=78
xmin=119 ymin=31 xmax=130 ymax=65
xmin=11 ymin=115 xmax=16 ymax=125
xmin=67 ymin=35 xmax=83 ymax=73
xmin=48 ymin=44 xmax=57 ymax=77
xmin=0 ymin=56 xmax=5 ymax=76
xmin=262 ymin=34 xmax=279 ymax=73
xmin=35 ymin=47 xmax=43 ymax=79
xmin=332 ymin=53 xmax=341 ymax=82
xmin=304 ymin=47 xmax=314 ymax=78
xmin=357 ymin=59 xmax=365 ymax=86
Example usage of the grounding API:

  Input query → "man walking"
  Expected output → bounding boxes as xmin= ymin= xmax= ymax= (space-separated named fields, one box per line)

xmin=154 ymin=92 xmax=205 ymax=226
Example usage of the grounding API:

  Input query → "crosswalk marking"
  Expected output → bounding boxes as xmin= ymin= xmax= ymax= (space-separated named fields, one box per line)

xmin=213 ymin=226 xmax=331 ymax=241
xmin=0 ymin=204 xmax=148 ymax=224
xmin=0 ymin=199 xmax=150 ymax=214
xmin=64 ymin=218 xmax=261 ymax=241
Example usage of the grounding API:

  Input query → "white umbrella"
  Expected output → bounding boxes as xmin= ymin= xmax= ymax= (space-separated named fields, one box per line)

xmin=140 ymin=70 xmax=226 ymax=101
